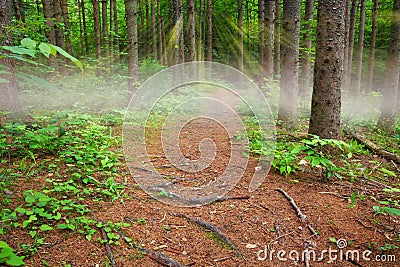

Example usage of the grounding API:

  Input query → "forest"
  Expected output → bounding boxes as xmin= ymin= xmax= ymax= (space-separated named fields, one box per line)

xmin=0 ymin=0 xmax=399 ymax=266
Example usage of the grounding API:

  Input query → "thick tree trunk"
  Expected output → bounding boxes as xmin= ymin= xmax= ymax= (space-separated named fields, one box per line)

xmin=278 ymin=0 xmax=300 ymax=128
xmin=238 ymin=0 xmax=244 ymax=71
xmin=378 ymin=0 xmax=400 ymax=133
xmin=309 ymin=0 xmax=346 ymax=139
xmin=353 ymin=0 xmax=366 ymax=94
xmin=54 ymin=0 xmax=65 ymax=49
xmin=343 ymin=0 xmax=351 ymax=91
xmin=82 ymin=0 xmax=90 ymax=54
xmin=299 ymin=0 xmax=314 ymax=98
xmin=207 ymin=0 xmax=213 ymax=61
xmin=0 ymin=0 xmax=20 ymax=114
xmin=124 ymin=0 xmax=139 ymax=90
xmin=366 ymin=0 xmax=378 ymax=93
xmin=264 ymin=0 xmax=275 ymax=84
xmin=346 ymin=0 xmax=358 ymax=90
xmin=187 ymin=0 xmax=196 ymax=62
xmin=151 ymin=0 xmax=158 ymax=60
xmin=92 ymin=0 xmax=102 ymax=59
xmin=42 ymin=0 xmax=56 ymax=45
xmin=61 ymin=0 xmax=73 ymax=55
xmin=273 ymin=0 xmax=280 ymax=80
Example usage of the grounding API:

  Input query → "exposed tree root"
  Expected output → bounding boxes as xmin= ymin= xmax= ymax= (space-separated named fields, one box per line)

xmin=275 ymin=188 xmax=307 ymax=221
xmin=169 ymin=212 xmax=242 ymax=255
xmin=345 ymin=130 xmax=400 ymax=164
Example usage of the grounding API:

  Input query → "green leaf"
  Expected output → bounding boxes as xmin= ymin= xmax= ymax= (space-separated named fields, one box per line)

xmin=379 ymin=207 xmax=400 ymax=216
xmin=6 ymin=254 xmax=25 ymax=266
xmin=329 ymin=237 xmax=337 ymax=243
xmin=1 ymin=46 xmax=35 ymax=57
xmin=49 ymin=44 xmax=83 ymax=71
xmin=40 ymin=224 xmax=53 ymax=231
xmin=379 ymin=168 xmax=397 ymax=177
xmin=21 ymin=38 xmax=36 ymax=49
xmin=38 ymin=43 xmax=51 ymax=58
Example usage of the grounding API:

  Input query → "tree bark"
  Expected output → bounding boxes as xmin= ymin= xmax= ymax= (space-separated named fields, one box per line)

xmin=346 ymin=0 xmax=358 ymax=91
xmin=258 ymin=0 xmax=265 ymax=87
xmin=366 ymin=0 xmax=378 ymax=93
xmin=273 ymin=0 xmax=280 ymax=79
xmin=124 ymin=0 xmax=139 ymax=90
xmin=278 ymin=0 xmax=300 ymax=128
xmin=0 ymin=0 xmax=20 ymax=114
xmin=299 ymin=0 xmax=314 ymax=98
xmin=101 ymin=0 xmax=110 ymax=66
xmin=112 ymin=0 xmax=120 ymax=63
xmin=264 ymin=0 xmax=275 ymax=84
xmin=54 ymin=0 xmax=65 ymax=49
xmin=353 ymin=0 xmax=366 ymax=94
xmin=61 ymin=0 xmax=73 ymax=55
xmin=42 ymin=0 xmax=56 ymax=45
xmin=197 ymin=0 xmax=203 ymax=61
xmin=12 ymin=0 xmax=24 ymax=22
xmin=187 ymin=0 xmax=196 ymax=62
xmin=81 ymin=0 xmax=90 ymax=54
xmin=309 ymin=0 xmax=346 ymax=139
xmin=238 ymin=0 xmax=244 ymax=71
xmin=207 ymin=0 xmax=213 ymax=61
xmin=92 ymin=0 xmax=102 ymax=59
xmin=377 ymin=0 xmax=400 ymax=133
xmin=78 ymin=0 xmax=84 ymax=53
xmin=151 ymin=0 xmax=158 ymax=60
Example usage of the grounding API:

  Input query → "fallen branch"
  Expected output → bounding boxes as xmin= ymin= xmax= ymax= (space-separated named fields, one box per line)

xmin=345 ymin=130 xmax=400 ymax=164
xmin=97 ymin=222 xmax=116 ymax=267
xmin=275 ymin=188 xmax=306 ymax=221
xmin=273 ymin=211 xmax=283 ymax=244
xmin=116 ymin=229 xmax=188 ymax=267
xmin=169 ymin=212 xmax=241 ymax=255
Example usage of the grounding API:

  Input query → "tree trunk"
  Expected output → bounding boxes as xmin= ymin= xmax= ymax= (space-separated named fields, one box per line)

xmin=61 ymin=0 xmax=72 ymax=55
xmin=178 ymin=0 xmax=184 ymax=64
xmin=309 ymin=0 xmax=346 ymax=139
xmin=151 ymin=0 xmax=158 ymax=60
xmin=377 ymin=0 xmax=400 ymax=133
xmin=353 ymin=0 xmax=366 ymax=94
xmin=273 ymin=0 xmax=280 ymax=79
xmin=109 ymin=0 xmax=114 ymax=61
xmin=92 ymin=0 xmax=102 ymax=59
xmin=264 ymin=0 xmax=275 ymax=84
xmin=342 ymin=0 xmax=351 ymax=91
xmin=124 ymin=0 xmax=139 ymax=90
xmin=0 ymin=0 xmax=20 ymax=114
xmin=278 ymin=0 xmax=300 ymax=128
xmin=207 ymin=0 xmax=213 ymax=61
xmin=42 ymin=0 xmax=56 ymax=45
xmin=366 ymin=0 xmax=378 ymax=93
xmin=299 ymin=0 xmax=314 ymax=98
xmin=13 ymin=0 xmax=23 ymax=21
xmin=112 ymin=0 xmax=120 ymax=63
xmin=346 ymin=0 xmax=358 ymax=91
xmin=238 ymin=0 xmax=244 ymax=71
xmin=101 ymin=0 xmax=110 ymax=66
xmin=258 ymin=0 xmax=265 ymax=87
xmin=82 ymin=0 xmax=90 ymax=54
xmin=197 ymin=0 xmax=203 ymax=61
xmin=54 ymin=0 xmax=65 ymax=49
xmin=161 ymin=15 xmax=167 ymax=64
xmin=145 ymin=0 xmax=150 ymax=56
xmin=187 ymin=0 xmax=196 ymax=62
xmin=78 ymin=0 xmax=84 ymax=53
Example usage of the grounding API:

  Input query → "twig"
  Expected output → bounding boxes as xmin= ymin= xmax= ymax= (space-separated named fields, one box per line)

xmin=318 ymin=191 xmax=349 ymax=199
xmin=273 ymin=211 xmax=282 ymax=243
xmin=275 ymin=188 xmax=307 ymax=221
xmin=116 ymin=229 xmax=188 ymax=267
xmin=169 ymin=212 xmax=241 ymax=255
xmin=391 ymin=160 xmax=400 ymax=173
xmin=213 ymin=256 xmax=231 ymax=262
xmin=92 ymin=214 xmax=116 ymax=267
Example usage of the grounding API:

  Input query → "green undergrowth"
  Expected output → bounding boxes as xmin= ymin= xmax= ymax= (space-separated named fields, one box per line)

xmin=0 ymin=111 xmax=132 ymax=265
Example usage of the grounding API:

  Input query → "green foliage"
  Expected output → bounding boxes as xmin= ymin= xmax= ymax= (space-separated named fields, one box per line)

xmin=0 ymin=241 xmax=25 ymax=266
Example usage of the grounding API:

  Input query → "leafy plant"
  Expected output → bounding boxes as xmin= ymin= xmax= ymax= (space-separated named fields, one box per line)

xmin=0 ymin=241 xmax=25 ymax=266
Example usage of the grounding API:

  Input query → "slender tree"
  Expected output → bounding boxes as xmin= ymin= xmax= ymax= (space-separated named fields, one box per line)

xmin=378 ymin=0 xmax=400 ymax=133
xmin=343 ymin=0 xmax=351 ymax=90
xmin=238 ymin=0 xmax=244 ymax=71
xmin=299 ymin=0 xmax=314 ymax=98
xmin=273 ymin=0 xmax=281 ymax=79
xmin=92 ymin=0 xmax=102 ymax=59
xmin=278 ymin=0 xmax=301 ymax=128
xmin=309 ymin=0 xmax=346 ymax=139
xmin=151 ymin=0 xmax=158 ymax=60
xmin=0 ymin=0 xmax=20 ymax=113
xmin=197 ymin=0 xmax=204 ymax=61
xmin=187 ymin=0 xmax=196 ymax=62
xmin=258 ymin=0 xmax=265 ymax=87
xmin=42 ymin=0 xmax=56 ymax=45
xmin=124 ymin=0 xmax=139 ymax=90
xmin=353 ymin=0 xmax=366 ymax=94
xmin=13 ymin=0 xmax=24 ymax=22
xmin=112 ymin=0 xmax=120 ymax=63
xmin=366 ymin=0 xmax=379 ymax=93
xmin=264 ymin=0 xmax=275 ymax=84
xmin=61 ymin=0 xmax=73 ymax=55
xmin=54 ymin=0 xmax=65 ymax=49
xmin=207 ymin=0 xmax=213 ymax=61
xmin=101 ymin=0 xmax=110 ymax=65
xmin=346 ymin=0 xmax=358 ymax=90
